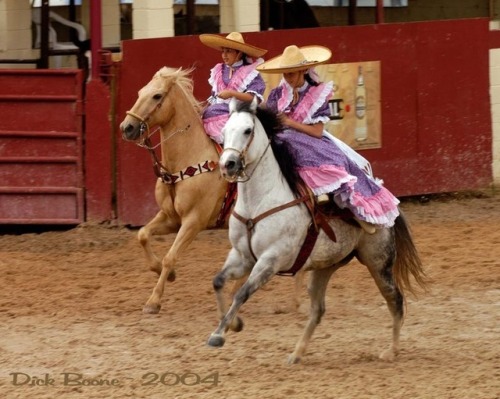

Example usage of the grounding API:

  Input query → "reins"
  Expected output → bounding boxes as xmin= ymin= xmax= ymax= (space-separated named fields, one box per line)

xmin=232 ymin=186 xmax=338 ymax=275
xmin=125 ymin=108 xmax=217 ymax=185
xmin=223 ymin=140 xmax=271 ymax=183
xmin=232 ymin=195 xmax=311 ymax=263
xmin=227 ymin=114 xmax=338 ymax=276
xmin=221 ymin=119 xmax=272 ymax=183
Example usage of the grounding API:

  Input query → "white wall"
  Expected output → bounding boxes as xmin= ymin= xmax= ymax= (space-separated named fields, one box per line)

xmin=219 ymin=0 xmax=260 ymax=33
xmin=0 ymin=0 xmax=37 ymax=66
xmin=490 ymin=50 xmax=500 ymax=186
xmin=132 ymin=0 xmax=174 ymax=39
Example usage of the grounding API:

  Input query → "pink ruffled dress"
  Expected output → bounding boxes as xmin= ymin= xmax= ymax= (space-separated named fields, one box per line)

xmin=202 ymin=59 xmax=266 ymax=144
xmin=266 ymin=78 xmax=400 ymax=227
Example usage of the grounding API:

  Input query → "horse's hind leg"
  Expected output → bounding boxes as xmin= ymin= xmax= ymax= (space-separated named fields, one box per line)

xmin=293 ymin=269 xmax=306 ymax=311
xmin=288 ymin=266 xmax=336 ymax=364
xmin=364 ymin=256 xmax=404 ymax=361
xmin=138 ymin=210 xmax=178 ymax=276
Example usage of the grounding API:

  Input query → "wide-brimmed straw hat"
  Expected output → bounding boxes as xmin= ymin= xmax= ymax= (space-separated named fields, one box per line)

xmin=199 ymin=32 xmax=267 ymax=58
xmin=257 ymin=45 xmax=332 ymax=74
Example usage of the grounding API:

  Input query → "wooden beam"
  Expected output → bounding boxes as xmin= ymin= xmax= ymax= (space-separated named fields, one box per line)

xmin=39 ymin=0 xmax=50 ymax=69
xmin=186 ymin=0 xmax=195 ymax=35
xmin=376 ymin=0 xmax=384 ymax=23
xmin=348 ymin=0 xmax=357 ymax=26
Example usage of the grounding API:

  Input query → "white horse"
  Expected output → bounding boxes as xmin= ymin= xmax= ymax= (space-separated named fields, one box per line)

xmin=207 ymin=98 xmax=427 ymax=364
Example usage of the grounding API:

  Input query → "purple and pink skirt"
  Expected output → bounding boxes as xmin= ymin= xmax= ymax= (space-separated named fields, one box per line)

xmin=277 ymin=130 xmax=400 ymax=227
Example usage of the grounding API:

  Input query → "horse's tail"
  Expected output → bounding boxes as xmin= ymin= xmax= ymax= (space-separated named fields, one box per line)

xmin=392 ymin=210 xmax=429 ymax=297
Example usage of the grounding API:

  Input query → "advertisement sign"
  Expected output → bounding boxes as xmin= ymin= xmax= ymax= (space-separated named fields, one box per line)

xmin=262 ymin=60 xmax=382 ymax=150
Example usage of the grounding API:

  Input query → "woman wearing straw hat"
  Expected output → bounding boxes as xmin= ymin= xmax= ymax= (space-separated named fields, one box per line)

xmin=258 ymin=45 xmax=399 ymax=233
xmin=199 ymin=32 xmax=267 ymax=144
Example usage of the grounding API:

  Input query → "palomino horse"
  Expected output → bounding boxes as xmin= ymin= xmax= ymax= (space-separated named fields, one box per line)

xmin=120 ymin=67 xmax=231 ymax=314
xmin=207 ymin=98 xmax=427 ymax=364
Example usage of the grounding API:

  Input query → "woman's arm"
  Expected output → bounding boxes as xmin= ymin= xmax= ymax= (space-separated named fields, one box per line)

xmin=280 ymin=114 xmax=324 ymax=138
xmin=217 ymin=90 xmax=254 ymax=102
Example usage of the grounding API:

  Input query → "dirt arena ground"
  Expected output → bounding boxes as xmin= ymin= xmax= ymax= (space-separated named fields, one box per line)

xmin=0 ymin=190 xmax=498 ymax=399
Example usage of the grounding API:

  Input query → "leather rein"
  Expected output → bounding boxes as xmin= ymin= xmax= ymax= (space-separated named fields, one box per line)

xmin=224 ymin=117 xmax=338 ymax=276
xmin=125 ymin=103 xmax=218 ymax=185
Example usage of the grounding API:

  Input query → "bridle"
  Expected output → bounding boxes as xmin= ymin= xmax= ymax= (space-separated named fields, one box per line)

xmin=124 ymin=93 xmax=194 ymax=184
xmin=225 ymin=114 xmax=321 ymax=267
xmin=221 ymin=116 xmax=271 ymax=183
xmin=124 ymin=91 xmax=180 ymax=148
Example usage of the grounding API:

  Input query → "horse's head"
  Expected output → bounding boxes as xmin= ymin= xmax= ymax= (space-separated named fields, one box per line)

xmin=219 ymin=97 xmax=269 ymax=182
xmin=120 ymin=67 xmax=192 ymax=143
xmin=220 ymin=98 xmax=302 ymax=194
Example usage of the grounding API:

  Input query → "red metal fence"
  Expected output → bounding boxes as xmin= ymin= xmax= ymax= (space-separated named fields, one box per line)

xmin=0 ymin=69 xmax=84 ymax=224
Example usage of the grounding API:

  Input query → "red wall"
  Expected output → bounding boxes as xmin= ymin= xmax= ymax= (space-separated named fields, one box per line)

xmin=115 ymin=18 xmax=492 ymax=226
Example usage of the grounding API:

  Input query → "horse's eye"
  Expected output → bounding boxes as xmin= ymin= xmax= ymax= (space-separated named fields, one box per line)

xmin=244 ymin=128 xmax=252 ymax=136
xmin=153 ymin=93 xmax=163 ymax=101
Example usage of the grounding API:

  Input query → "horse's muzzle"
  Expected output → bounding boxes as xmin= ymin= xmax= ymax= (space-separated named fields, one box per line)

xmin=219 ymin=152 xmax=243 ymax=182
xmin=120 ymin=120 xmax=143 ymax=142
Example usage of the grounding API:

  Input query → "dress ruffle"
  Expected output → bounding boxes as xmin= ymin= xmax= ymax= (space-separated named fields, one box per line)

xmin=268 ymin=80 xmax=401 ymax=228
xmin=275 ymin=128 xmax=400 ymax=228
xmin=202 ymin=104 xmax=229 ymax=144
xmin=300 ymin=163 xmax=399 ymax=226
xmin=299 ymin=164 xmax=356 ymax=193
xmin=335 ymin=184 xmax=400 ymax=227
xmin=208 ymin=59 xmax=264 ymax=103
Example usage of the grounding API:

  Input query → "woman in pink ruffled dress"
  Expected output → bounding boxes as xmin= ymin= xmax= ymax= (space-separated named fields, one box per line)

xmin=199 ymin=32 xmax=267 ymax=144
xmin=257 ymin=45 xmax=400 ymax=233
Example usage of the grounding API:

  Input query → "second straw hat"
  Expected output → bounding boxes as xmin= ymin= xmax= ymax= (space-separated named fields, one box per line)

xmin=257 ymin=45 xmax=332 ymax=74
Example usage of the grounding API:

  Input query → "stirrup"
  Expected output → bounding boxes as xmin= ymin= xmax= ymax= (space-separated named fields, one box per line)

xmin=316 ymin=194 xmax=330 ymax=204
xmin=356 ymin=219 xmax=377 ymax=234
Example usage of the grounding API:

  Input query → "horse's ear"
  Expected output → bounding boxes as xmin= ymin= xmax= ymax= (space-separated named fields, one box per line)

xmin=229 ymin=97 xmax=238 ymax=114
xmin=249 ymin=96 xmax=258 ymax=114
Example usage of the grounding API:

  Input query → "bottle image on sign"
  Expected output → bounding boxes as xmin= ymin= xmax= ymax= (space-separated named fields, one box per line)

xmin=355 ymin=65 xmax=367 ymax=142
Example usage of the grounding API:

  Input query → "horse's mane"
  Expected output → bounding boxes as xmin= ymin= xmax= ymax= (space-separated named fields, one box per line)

xmin=234 ymin=101 xmax=303 ymax=197
xmin=154 ymin=66 xmax=203 ymax=114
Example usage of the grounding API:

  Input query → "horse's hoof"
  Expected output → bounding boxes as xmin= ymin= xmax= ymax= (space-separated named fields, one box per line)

xmin=379 ymin=349 xmax=396 ymax=362
xmin=142 ymin=303 xmax=161 ymax=314
xmin=287 ymin=354 xmax=301 ymax=365
xmin=167 ymin=270 xmax=176 ymax=282
xmin=207 ymin=334 xmax=225 ymax=348
xmin=229 ymin=316 xmax=244 ymax=333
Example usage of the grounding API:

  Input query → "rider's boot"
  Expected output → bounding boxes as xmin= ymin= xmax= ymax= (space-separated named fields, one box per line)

xmin=316 ymin=193 xmax=330 ymax=204
xmin=355 ymin=218 xmax=377 ymax=234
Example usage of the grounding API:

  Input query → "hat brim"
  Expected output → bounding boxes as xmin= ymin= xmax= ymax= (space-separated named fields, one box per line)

xmin=256 ymin=45 xmax=332 ymax=74
xmin=199 ymin=34 xmax=267 ymax=58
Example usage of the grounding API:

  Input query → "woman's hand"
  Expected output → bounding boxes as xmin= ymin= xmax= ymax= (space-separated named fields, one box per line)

xmin=217 ymin=90 xmax=234 ymax=100
xmin=278 ymin=112 xmax=292 ymax=127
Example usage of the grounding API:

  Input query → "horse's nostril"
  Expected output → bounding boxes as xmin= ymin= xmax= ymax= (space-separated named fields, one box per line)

xmin=226 ymin=160 xmax=236 ymax=172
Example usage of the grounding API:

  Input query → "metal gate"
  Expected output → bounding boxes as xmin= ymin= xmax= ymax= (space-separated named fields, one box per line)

xmin=0 ymin=69 xmax=84 ymax=224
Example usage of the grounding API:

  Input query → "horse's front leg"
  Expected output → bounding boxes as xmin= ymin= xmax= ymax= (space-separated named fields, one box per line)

xmin=138 ymin=210 xmax=178 ymax=276
xmin=143 ymin=218 xmax=203 ymax=314
xmin=207 ymin=255 xmax=278 ymax=348
xmin=211 ymin=248 xmax=253 ymax=334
